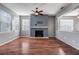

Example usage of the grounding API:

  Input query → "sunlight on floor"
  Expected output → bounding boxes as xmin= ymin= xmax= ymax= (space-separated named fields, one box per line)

xmin=22 ymin=42 xmax=29 ymax=54
xmin=58 ymin=48 xmax=65 ymax=55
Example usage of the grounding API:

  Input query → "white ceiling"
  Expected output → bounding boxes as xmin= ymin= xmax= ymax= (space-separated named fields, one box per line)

xmin=2 ymin=3 xmax=69 ymax=16
xmin=63 ymin=8 xmax=79 ymax=16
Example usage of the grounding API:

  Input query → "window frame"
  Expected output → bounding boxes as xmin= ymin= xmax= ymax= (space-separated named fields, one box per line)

xmin=58 ymin=18 xmax=74 ymax=32
xmin=0 ymin=9 xmax=12 ymax=33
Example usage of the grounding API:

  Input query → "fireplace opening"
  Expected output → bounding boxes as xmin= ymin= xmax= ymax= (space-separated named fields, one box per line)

xmin=35 ymin=30 xmax=43 ymax=37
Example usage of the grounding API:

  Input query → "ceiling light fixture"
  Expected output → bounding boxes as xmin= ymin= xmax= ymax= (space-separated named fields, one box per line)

xmin=77 ymin=15 xmax=79 ymax=18
xmin=32 ymin=7 xmax=43 ymax=16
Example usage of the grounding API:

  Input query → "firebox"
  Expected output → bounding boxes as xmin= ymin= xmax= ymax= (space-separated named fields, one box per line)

xmin=35 ymin=30 xmax=43 ymax=37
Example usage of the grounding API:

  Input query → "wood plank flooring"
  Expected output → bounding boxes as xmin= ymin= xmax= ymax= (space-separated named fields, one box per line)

xmin=0 ymin=37 xmax=79 ymax=55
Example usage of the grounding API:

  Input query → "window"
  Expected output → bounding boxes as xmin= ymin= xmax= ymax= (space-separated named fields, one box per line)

xmin=22 ymin=19 xmax=30 ymax=31
xmin=59 ymin=19 xmax=74 ymax=32
xmin=12 ymin=17 xmax=19 ymax=32
xmin=21 ymin=19 xmax=30 ymax=36
xmin=0 ymin=9 xmax=11 ymax=33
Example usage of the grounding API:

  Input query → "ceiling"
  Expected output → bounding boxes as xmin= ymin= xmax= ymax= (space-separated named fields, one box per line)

xmin=2 ymin=3 xmax=70 ymax=16
xmin=62 ymin=8 xmax=79 ymax=16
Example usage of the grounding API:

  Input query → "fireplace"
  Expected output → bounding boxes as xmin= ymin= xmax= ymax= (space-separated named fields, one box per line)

xmin=31 ymin=28 xmax=48 ymax=37
xmin=35 ymin=30 xmax=43 ymax=37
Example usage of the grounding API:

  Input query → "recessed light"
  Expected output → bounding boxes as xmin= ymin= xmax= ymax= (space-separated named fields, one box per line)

xmin=61 ymin=7 xmax=64 ymax=9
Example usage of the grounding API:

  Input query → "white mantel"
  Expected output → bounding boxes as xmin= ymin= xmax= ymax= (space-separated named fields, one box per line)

xmin=31 ymin=26 xmax=48 ymax=28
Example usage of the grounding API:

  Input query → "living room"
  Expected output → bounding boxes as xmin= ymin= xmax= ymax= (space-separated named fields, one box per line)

xmin=0 ymin=3 xmax=79 ymax=55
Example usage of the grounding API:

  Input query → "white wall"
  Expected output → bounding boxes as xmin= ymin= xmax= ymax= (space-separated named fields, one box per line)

xmin=56 ymin=4 xmax=79 ymax=50
xmin=0 ymin=4 xmax=19 ymax=45
xmin=56 ymin=17 xmax=79 ymax=50
xmin=56 ymin=31 xmax=79 ymax=50
xmin=0 ymin=32 xmax=19 ymax=45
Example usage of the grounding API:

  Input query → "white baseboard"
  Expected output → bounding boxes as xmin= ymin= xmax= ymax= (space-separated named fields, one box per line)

xmin=30 ymin=37 xmax=49 ymax=39
xmin=55 ymin=36 xmax=79 ymax=50
xmin=0 ymin=36 xmax=19 ymax=46
xmin=20 ymin=36 xmax=30 ymax=37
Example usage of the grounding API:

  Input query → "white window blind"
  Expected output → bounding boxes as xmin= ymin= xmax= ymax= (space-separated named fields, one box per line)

xmin=0 ymin=9 xmax=11 ymax=33
xmin=59 ymin=19 xmax=74 ymax=32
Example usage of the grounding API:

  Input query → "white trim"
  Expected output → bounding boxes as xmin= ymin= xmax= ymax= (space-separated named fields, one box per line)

xmin=29 ymin=37 xmax=49 ymax=39
xmin=55 ymin=36 xmax=79 ymax=50
xmin=31 ymin=26 xmax=48 ymax=28
xmin=0 ymin=36 xmax=19 ymax=46
xmin=20 ymin=36 xmax=30 ymax=38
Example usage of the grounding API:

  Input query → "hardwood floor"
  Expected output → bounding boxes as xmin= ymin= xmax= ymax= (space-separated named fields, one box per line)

xmin=0 ymin=37 xmax=79 ymax=55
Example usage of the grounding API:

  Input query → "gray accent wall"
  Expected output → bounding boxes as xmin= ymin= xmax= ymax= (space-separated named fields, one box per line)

xmin=30 ymin=14 xmax=48 ymax=37
xmin=31 ymin=14 xmax=48 ymax=27
xmin=30 ymin=14 xmax=55 ymax=37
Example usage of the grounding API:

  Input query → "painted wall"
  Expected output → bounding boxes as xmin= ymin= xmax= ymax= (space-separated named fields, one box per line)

xmin=0 ymin=4 xmax=19 ymax=45
xmin=30 ymin=15 xmax=48 ymax=37
xmin=30 ymin=15 xmax=56 ymax=37
xmin=48 ymin=16 xmax=55 ymax=37
xmin=56 ymin=31 xmax=79 ymax=50
xmin=20 ymin=15 xmax=55 ymax=37
xmin=56 ymin=4 xmax=79 ymax=50
xmin=31 ymin=14 xmax=48 ymax=27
